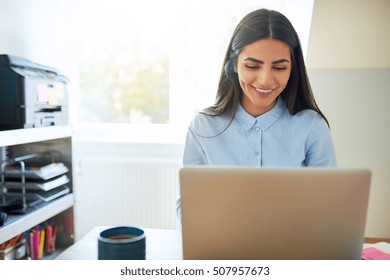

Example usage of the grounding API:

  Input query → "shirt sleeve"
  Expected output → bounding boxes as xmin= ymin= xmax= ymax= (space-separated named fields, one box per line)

xmin=183 ymin=126 xmax=208 ymax=166
xmin=177 ymin=125 xmax=208 ymax=221
xmin=305 ymin=116 xmax=338 ymax=167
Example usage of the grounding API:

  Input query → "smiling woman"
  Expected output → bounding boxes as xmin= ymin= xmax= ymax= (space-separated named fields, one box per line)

xmin=176 ymin=7 xmax=336 ymax=220
xmin=181 ymin=8 xmax=336 ymax=167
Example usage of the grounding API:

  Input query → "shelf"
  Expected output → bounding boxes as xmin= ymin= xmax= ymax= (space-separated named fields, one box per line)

xmin=17 ymin=247 xmax=65 ymax=260
xmin=0 ymin=125 xmax=72 ymax=147
xmin=0 ymin=193 xmax=74 ymax=244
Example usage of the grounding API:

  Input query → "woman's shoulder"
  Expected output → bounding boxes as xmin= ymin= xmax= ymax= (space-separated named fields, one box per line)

xmin=289 ymin=109 xmax=330 ymax=136
xmin=292 ymin=109 xmax=327 ymax=125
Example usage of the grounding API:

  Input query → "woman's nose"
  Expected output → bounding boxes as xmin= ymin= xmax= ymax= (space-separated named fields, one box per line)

xmin=258 ymin=69 xmax=274 ymax=86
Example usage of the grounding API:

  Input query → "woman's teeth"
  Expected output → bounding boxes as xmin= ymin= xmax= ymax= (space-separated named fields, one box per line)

xmin=256 ymin=88 xmax=272 ymax=93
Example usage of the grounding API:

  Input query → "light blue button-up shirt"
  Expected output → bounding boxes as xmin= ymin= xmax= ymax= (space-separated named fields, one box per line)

xmin=177 ymin=98 xmax=337 ymax=219
xmin=183 ymin=97 xmax=337 ymax=167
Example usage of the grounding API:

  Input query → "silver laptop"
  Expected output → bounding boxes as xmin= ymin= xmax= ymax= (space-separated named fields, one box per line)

xmin=179 ymin=167 xmax=371 ymax=260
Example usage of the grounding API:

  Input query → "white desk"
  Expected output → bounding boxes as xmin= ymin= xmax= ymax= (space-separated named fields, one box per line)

xmin=56 ymin=226 xmax=390 ymax=260
xmin=56 ymin=226 xmax=183 ymax=260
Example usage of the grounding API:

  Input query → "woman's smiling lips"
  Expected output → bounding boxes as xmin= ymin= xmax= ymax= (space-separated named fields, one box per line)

xmin=251 ymin=85 xmax=274 ymax=94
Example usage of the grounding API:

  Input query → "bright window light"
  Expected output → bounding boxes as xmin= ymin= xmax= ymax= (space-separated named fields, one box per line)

xmin=76 ymin=0 xmax=314 ymax=142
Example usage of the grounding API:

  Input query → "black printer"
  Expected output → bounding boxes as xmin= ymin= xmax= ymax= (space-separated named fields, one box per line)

xmin=0 ymin=54 xmax=69 ymax=131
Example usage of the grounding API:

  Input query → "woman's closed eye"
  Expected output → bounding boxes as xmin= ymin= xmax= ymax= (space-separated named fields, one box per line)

xmin=244 ymin=65 xmax=287 ymax=71
xmin=245 ymin=64 xmax=259 ymax=69
xmin=273 ymin=66 xmax=287 ymax=71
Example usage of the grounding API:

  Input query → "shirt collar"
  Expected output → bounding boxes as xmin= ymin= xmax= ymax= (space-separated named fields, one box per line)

xmin=235 ymin=97 xmax=286 ymax=131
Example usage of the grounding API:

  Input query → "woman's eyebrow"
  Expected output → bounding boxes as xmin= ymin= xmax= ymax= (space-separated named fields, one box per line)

xmin=272 ymin=58 xmax=290 ymax=64
xmin=244 ymin=57 xmax=290 ymax=64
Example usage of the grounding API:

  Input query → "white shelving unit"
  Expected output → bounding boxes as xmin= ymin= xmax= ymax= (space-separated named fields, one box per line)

xmin=0 ymin=194 xmax=74 ymax=244
xmin=0 ymin=125 xmax=74 ymax=256
xmin=0 ymin=125 xmax=73 ymax=147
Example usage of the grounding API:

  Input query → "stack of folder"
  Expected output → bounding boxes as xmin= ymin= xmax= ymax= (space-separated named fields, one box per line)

xmin=2 ymin=162 xmax=70 ymax=210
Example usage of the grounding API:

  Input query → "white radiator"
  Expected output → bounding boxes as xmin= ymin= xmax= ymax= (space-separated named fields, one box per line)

xmin=73 ymin=157 xmax=182 ymax=241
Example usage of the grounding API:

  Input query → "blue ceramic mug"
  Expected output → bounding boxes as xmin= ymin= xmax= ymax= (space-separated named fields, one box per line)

xmin=98 ymin=226 xmax=146 ymax=260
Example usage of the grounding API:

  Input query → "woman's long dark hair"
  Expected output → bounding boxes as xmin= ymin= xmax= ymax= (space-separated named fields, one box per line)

xmin=204 ymin=9 xmax=329 ymax=127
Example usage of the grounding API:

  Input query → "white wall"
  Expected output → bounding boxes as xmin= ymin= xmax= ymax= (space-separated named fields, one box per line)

xmin=307 ymin=0 xmax=390 ymax=237
xmin=307 ymin=0 xmax=390 ymax=69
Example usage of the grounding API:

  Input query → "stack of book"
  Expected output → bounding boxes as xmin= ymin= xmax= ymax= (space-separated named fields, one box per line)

xmin=0 ymin=233 xmax=26 ymax=260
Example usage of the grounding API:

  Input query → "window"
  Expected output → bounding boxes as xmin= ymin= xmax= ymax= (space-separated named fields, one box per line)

xmin=77 ymin=0 xmax=314 ymax=141
xmin=78 ymin=0 xmax=171 ymax=124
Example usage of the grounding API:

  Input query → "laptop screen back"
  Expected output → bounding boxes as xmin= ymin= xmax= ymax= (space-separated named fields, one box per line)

xmin=180 ymin=167 xmax=371 ymax=260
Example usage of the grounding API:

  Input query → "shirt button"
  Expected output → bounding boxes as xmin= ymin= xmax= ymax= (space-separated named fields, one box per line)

xmin=255 ymin=127 xmax=260 ymax=132
xmin=255 ymin=151 xmax=260 ymax=156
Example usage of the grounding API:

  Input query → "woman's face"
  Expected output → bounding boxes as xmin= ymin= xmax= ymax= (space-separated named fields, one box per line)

xmin=235 ymin=39 xmax=291 ymax=117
